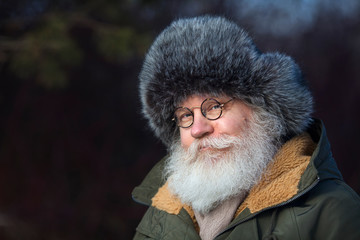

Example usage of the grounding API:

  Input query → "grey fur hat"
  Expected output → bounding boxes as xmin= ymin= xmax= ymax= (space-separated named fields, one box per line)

xmin=139 ymin=16 xmax=313 ymax=147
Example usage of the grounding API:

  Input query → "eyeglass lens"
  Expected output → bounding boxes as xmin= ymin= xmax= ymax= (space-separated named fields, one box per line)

xmin=174 ymin=98 xmax=223 ymax=128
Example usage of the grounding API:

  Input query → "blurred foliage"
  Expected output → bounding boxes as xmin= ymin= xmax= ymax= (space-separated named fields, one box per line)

xmin=95 ymin=24 xmax=152 ymax=62
xmin=8 ymin=14 xmax=82 ymax=88
xmin=0 ymin=0 xmax=154 ymax=89
xmin=0 ymin=1 xmax=160 ymax=238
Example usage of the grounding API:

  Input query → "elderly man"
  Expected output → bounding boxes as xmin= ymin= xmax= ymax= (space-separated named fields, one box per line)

xmin=132 ymin=16 xmax=360 ymax=240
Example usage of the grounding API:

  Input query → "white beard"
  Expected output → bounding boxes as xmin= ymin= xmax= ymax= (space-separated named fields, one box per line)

xmin=164 ymin=117 xmax=281 ymax=214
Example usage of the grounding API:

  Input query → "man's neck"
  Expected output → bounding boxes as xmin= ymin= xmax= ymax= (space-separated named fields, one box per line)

xmin=194 ymin=192 xmax=247 ymax=240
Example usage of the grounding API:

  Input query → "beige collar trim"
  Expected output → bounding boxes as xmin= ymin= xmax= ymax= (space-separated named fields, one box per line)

xmin=235 ymin=132 xmax=316 ymax=216
xmin=151 ymin=133 xmax=316 ymax=222
xmin=151 ymin=181 xmax=197 ymax=228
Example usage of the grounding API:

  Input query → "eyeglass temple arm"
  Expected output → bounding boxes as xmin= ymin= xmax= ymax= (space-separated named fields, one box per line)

xmin=220 ymin=98 xmax=233 ymax=107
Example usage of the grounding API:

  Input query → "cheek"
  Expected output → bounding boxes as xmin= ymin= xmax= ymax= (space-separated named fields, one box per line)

xmin=180 ymin=129 xmax=193 ymax=148
xmin=218 ymin=116 xmax=249 ymax=136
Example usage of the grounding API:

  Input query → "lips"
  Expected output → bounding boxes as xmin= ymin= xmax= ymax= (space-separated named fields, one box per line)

xmin=198 ymin=145 xmax=230 ymax=152
xmin=199 ymin=146 xmax=211 ymax=151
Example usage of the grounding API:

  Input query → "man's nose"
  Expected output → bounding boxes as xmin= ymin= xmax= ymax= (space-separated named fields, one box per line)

xmin=190 ymin=110 xmax=214 ymax=139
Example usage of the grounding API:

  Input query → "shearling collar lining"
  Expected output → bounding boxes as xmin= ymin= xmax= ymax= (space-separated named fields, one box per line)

xmin=151 ymin=133 xmax=316 ymax=222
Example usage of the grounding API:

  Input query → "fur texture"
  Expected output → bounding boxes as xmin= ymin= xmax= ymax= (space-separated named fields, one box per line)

xmin=139 ymin=16 xmax=313 ymax=146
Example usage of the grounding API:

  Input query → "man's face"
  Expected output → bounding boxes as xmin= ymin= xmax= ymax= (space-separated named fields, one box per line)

xmin=179 ymin=95 xmax=254 ymax=148
xmin=166 ymin=96 xmax=281 ymax=213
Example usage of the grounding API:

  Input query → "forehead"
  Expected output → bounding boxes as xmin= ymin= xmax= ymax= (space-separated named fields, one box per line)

xmin=178 ymin=94 xmax=230 ymax=107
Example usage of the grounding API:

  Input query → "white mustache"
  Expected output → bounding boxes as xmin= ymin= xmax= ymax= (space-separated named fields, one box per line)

xmin=190 ymin=135 xmax=240 ymax=152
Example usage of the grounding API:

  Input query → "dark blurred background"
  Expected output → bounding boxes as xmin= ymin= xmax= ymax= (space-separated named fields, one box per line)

xmin=0 ymin=0 xmax=359 ymax=239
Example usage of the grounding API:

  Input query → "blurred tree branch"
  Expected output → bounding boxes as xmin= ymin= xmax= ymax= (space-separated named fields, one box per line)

xmin=0 ymin=3 xmax=153 ymax=89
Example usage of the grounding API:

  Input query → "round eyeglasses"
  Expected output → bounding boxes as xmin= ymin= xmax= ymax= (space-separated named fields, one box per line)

xmin=172 ymin=98 xmax=233 ymax=128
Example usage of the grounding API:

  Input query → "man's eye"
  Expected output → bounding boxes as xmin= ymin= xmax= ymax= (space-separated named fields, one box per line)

xmin=179 ymin=113 xmax=192 ymax=121
xmin=207 ymin=104 xmax=221 ymax=111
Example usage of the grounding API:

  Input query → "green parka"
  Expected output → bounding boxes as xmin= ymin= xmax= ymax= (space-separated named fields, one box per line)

xmin=132 ymin=120 xmax=360 ymax=239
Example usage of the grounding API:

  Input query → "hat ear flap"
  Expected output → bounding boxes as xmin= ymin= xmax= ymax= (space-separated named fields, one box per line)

xmin=251 ymin=53 xmax=313 ymax=136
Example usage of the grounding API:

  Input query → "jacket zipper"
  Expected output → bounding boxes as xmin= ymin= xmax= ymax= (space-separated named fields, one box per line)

xmin=216 ymin=176 xmax=320 ymax=238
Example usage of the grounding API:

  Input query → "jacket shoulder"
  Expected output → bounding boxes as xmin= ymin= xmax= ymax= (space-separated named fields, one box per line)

xmin=132 ymin=157 xmax=168 ymax=206
xmin=134 ymin=206 xmax=200 ymax=240
xmin=304 ymin=179 xmax=360 ymax=209
xmin=293 ymin=179 xmax=360 ymax=240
